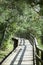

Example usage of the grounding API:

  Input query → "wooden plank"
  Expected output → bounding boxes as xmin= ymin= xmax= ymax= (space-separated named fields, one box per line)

xmin=1 ymin=39 xmax=33 ymax=65
xmin=13 ymin=61 xmax=33 ymax=65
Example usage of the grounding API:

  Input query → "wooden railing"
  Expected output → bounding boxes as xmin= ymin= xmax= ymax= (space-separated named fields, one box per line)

xmin=29 ymin=34 xmax=35 ymax=65
xmin=29 ymin=34 xmax=43 ymax=65
xmin=35 ymin=38 xmax=43 ymax=65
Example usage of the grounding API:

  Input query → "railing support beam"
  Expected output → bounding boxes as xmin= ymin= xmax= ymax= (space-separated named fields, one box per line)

xmin=41 ymin=52 xmax=43 ymax=65
xmin=36 ymin=47 xmax=39 ymax=65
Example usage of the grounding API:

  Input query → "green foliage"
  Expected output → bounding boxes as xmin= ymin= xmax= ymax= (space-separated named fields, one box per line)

xmin=0 ymin=0 xmax=43 ymax=50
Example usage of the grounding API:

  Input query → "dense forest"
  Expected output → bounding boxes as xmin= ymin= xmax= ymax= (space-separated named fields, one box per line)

xmin=0 ymin=0 xmax=43 ymax=62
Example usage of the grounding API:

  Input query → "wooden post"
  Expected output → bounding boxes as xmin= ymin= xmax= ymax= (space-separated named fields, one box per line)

xmin=33 ymin=44 xmax=35 ymax=65
xmin=36 ymin=47 xmax=39 ymax=65
xmin=41 ymin=51 xmax=43 ymax=65
xmin=33 ymin=39 xmax=35 ymax=65
xmin=14 ymin=39 xmax=18 ymax=50
xmin=12 ymin=38 xmax=18 ymax=50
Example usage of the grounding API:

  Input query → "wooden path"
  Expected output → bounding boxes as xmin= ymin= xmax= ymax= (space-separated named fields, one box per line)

xmin=1 ymin=38 xmax=33 ymax=65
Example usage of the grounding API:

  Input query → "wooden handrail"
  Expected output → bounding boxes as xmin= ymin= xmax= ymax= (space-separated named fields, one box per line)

xmin=29 ymin=34 xmax=35 ymax=65
xmin=35 ymin=45 xmax=43 ymax=65
xmin=29 ymin=34 xmax=43 ymax=65
xmin=35 ymin=54 xmax=43 ymax=63
xmin=34 ymin=38 xmax=43 ymax=65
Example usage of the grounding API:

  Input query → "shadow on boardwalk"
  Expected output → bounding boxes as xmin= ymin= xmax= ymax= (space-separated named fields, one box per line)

xmin=10 ymin=46 xmax=26 ymax=65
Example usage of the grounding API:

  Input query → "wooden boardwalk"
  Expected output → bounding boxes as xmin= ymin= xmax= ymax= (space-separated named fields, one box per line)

xmin=1 ymin=38 xmax=33 ymax=65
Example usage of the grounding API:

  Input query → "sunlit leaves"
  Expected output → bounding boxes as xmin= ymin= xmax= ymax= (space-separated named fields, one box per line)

xmin=0 ymin=0 xmax=43 ymax=49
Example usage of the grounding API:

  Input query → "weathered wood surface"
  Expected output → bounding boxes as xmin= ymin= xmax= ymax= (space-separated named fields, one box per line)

xmin=1 ymin=38 xmax=33 ymax=65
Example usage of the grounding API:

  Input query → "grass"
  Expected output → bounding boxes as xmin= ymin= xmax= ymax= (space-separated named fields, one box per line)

xmin=0 ymin=43 xmax=13 ymax=62
xmin=37 ymin=38 xmax=43 ymax=65
xmin=37 ymin=38 xmax=43 ymax=50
